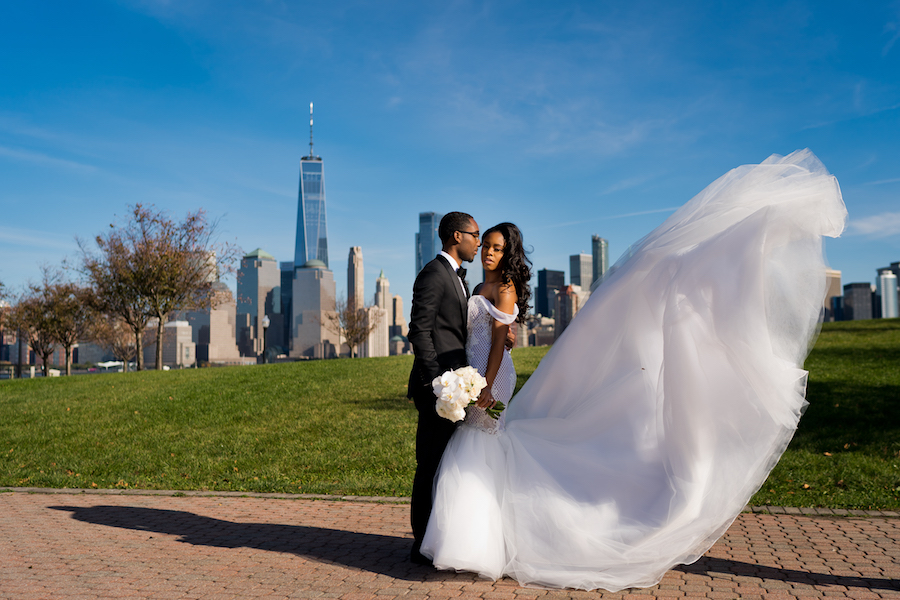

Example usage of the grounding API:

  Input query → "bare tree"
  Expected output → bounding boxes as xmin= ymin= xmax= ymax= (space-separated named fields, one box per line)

xmin=79 ymin=215 xmax=153 ymax=371
xmin=43 ymin=275 xmax=94 ymax=376
xmin=9 ymin=293 xmax=56 ymax=377
xmin=321 ymin=296 xmax=380 ymax=358
xmin=89 ymin=315 xmax=137 ymax=371
xmin=80 ymin=204 xmax=239 ymax=370
xmin=138 ymin=207 xmax=240 ymax=370
xmin=3 ymin=270 xmax=94 ymax=377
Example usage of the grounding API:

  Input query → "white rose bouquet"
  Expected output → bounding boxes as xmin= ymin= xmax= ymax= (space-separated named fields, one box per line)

xmin=432 ymin=366 xmax=505 ymax=422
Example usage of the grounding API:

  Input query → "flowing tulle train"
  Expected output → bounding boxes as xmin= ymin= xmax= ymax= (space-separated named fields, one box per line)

xmin=425 ymin=149 xmax=847 ymax=591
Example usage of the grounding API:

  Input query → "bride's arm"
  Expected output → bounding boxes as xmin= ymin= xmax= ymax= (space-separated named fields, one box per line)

xmin=475 ymin=284 xmax=518 ymax=408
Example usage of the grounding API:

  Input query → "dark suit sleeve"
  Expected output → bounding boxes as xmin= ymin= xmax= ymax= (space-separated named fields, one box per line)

xmin=408 ymin=264 xmax=444 ymax=385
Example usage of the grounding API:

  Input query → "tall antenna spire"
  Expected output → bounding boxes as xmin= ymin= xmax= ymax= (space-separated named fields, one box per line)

xmin=308 ymin=102 xmax=314 ymax=158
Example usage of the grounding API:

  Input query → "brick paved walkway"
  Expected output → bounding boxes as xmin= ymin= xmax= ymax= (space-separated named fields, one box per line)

xmin=1 ymin=490 xmax=898 ymax=599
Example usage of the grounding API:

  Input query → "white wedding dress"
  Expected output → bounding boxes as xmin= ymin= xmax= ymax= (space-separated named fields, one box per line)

xmin=421 ymin=150 xmax=847 ymax=591
xmin=421 ymin=294 xmax=518 ymax=579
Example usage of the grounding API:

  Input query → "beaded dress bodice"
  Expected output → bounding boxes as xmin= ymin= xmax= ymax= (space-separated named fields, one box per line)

xmin=462 ymin=295 xmax=519 ymax=434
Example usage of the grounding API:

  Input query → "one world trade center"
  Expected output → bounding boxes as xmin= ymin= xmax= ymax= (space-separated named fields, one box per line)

xmin=294 ymin=102 xmax=328 ymax=269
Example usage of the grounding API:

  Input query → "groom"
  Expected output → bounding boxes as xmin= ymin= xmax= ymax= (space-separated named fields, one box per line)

xmin=407 ymin=211 xmax=480 ymax=565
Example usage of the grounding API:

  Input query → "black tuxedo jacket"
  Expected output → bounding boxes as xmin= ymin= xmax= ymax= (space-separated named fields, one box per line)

xmin=407 ymin=255 xmax=469 ymax=398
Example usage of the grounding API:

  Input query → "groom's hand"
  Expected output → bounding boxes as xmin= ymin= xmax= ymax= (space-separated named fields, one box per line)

xmin=505 ymin=327 xmax=516 ymax=350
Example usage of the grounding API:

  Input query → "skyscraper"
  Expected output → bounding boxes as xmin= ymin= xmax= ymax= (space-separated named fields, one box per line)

xmin=416 ymin=212 xmax=444 ymax=275
xmin=360 ymin=270 xmax=390 ymax=358
xmin=391 ymin=295 xmax=408 ymax=338
xmin=591 ymin=235 xmax=608 ymax=285
xmin=295 ymin=102 xmax=329 ymax=269
xmin=374 ymin=270 xmax=390 ymax=311
xmin=280 ymin=261 xmax=294 ymax=348
xmin=236 ymin=248 xmax=282 ymax=358
xmin=536 ymin=269 xmax=565 ymax=317
xmin=843 ymin=282 xmax=874 ymax=321
xmin=823 ymin=268 xmax=842 ymax=322
xmin=290 ymin=260 xmax=338 ymax=359
xmin=348 ymin=246 xmax=364 ymax=311
xmin=876 ymin=270 xmax=899 ymax=319
xmin=570 ymin=253 xmax=593 ymax=289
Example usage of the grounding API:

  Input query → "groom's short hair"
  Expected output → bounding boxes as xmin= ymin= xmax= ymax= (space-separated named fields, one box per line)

xmin=439 ymin=212 xmax=474 ymax=244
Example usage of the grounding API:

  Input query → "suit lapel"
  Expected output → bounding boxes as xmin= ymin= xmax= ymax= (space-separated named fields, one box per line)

xmin=437 ymin=255 xmax=469 ymax=334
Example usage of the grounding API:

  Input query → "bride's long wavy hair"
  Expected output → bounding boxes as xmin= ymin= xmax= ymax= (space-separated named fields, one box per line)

xmin=484 ymin=222 xmax=532 ymax=323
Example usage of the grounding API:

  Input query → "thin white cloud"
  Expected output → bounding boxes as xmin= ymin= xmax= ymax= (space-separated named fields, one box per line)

xmin=598 ymin=175 xmax=655 ymax=196
xmin=0 ymin=226 xmax=80 ymax=252
xmin=534 ymin=207 xmax=680 ymax=230
xmin=847 ymin=212 xmax=900 ymax=237
xmin=0 ymin=145 xmax=98 ymax=173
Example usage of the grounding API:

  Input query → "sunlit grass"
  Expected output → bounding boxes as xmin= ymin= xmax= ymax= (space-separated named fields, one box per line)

xmin=1 ymin=321 xmax=898 ymax=509
xmin=751 ymin=318 xmax=900 ymax=509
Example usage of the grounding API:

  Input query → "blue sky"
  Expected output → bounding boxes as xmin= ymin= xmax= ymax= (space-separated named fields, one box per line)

xmin=2 ymin=0 xmax=899 ymax=316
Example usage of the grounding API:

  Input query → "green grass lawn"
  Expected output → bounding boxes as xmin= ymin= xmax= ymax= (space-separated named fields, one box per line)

xmin=750 ymin=318 xmax=900 ymax=509
xmin=1 ymin=320 xmax=898 ymax=509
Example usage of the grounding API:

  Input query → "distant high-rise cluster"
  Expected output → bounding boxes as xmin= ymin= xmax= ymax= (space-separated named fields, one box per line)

xmin=515 ymin=234 xmax=613 ymax=347
xmin=830 ymin=261 xmax=900 ymax=321
xmin=348 ymin=249 xmax=409 ymax=357
xmin=152 ymin=104 xmax=412 ymax=365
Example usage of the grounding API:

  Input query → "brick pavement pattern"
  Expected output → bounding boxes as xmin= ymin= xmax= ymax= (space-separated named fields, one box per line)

xmin=1 ymin=491 xmax=898 ymax=599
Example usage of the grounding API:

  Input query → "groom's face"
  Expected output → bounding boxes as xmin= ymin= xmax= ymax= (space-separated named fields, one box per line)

xmin=457 ymin=218 xmax=481 ymax=263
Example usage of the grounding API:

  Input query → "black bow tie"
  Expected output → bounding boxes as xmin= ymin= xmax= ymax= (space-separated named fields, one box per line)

xmin=457 ymin=267 xmax=467 ymax=281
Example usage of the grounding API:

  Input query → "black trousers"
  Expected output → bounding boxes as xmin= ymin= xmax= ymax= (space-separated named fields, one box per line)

xmin=410 ymin=387 xmax=458 ymax=551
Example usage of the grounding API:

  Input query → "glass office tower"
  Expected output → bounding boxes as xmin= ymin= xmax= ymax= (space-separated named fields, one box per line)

xmin=592 ymin=235 xmax=608 ymax=284
xmin=295 ymin=156 xmax=328 ymax=269
xmin=415 ymin=211 xmax=444 ymax=275
xmin=536 ymin=269 xmax=565 ymax=317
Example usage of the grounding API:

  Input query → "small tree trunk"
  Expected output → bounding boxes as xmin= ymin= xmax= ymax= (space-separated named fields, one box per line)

xmin=15 ymin=330 xmax=22 ymax=379
xmin=40 ymin=351 xmax=51 ymax=377
xmin=155 ymin=315 xmax=166 ymax=370
xmin=65 ymin=345 xmax=73 ymax=376
xmin=134 ymin=327 xmax=144 ymax=371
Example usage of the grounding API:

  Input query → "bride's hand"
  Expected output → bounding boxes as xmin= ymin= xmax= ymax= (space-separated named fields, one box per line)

xmin=475 ymin=387 xmax=496 ymax=409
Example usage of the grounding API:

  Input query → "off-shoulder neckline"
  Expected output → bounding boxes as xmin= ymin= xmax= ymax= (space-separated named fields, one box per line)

xmin=471 ymin=293 xmax=519 ymax=320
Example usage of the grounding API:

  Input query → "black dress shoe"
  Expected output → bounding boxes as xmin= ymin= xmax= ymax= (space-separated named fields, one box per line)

xmin=410 ymin=548 xmax=433 ymax=566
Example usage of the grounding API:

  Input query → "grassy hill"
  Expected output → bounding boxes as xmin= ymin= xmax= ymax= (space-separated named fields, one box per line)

xmin=1 ymin=320 xmax=898 ymax=509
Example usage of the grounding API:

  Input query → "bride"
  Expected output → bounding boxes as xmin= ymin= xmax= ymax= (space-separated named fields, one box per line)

xmin=421 ymin=221 xmax=531 ymax=578
xmin=420 ymin=149 xmax=848 ymax=591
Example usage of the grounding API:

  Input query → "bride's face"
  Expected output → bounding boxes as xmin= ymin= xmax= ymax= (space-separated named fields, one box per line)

xmin=481 ymin=231 xmax=506 ymax=272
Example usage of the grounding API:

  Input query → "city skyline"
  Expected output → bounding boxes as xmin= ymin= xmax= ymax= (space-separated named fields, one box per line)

xmin=2 ymin=2 xmax=899 ymax=316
